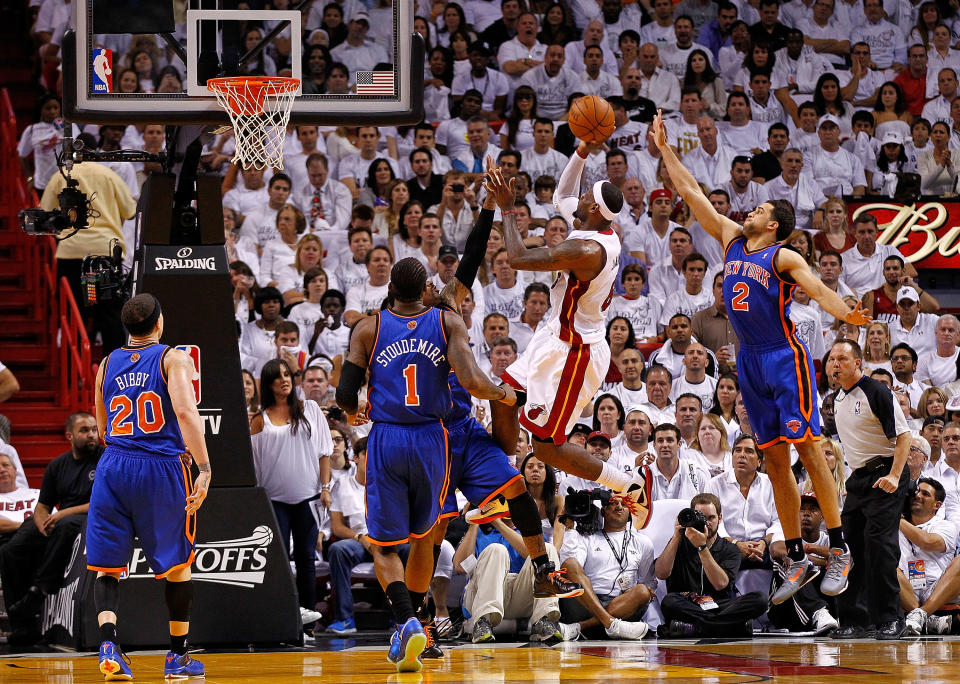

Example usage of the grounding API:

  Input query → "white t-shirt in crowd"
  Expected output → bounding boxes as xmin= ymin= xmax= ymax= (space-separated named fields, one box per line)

xmin=558 ymin=527 xmax=657 ymax=597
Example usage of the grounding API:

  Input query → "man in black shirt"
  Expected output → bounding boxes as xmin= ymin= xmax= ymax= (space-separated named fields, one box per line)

xmin=750 ymin=122 xmax=789 ymax=182
xmin=479 ymin=0 xmax=520 ymax=52
xmin=406 ymin=145 xmax=445 ymax=209
xmin=0 ymin=412 xmax=102 ymax=645
xmin=654 ymin=492 xmax=767 ymax=637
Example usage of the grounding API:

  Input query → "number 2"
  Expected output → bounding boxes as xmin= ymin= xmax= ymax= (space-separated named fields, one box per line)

xmin=109 ymin=391 xmax=165 ymax=436
xmin=731 ymin=282 xmax=750 ymax=311
xmin=403 ymin=364 xmax=420 ymax=406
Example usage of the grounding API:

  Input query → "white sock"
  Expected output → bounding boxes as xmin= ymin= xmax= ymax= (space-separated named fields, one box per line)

xmin=596 ymin=461 xmax=632 ymax=492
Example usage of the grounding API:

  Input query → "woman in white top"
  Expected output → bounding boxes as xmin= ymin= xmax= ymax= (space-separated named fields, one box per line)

xmin=261 ymin=205 xmax=309 ymax=287
xmin=242 ymin=28 xmax=278 ymax=76
xmin=688 ymin=414 xmax=733 ymax=478
xmin=250 ymin=359 xmax=333 ymax=621
xmin=285 ymin=266 xmax=329 ymax=346
xmin=919 ymin=121 xmax=960 ymax=195
xmin=709 ymin=372 xmax=741 ymax=446
xmin=390 ymin=200 xmax=425 ymax=262
xmin=862 ymin=321 xmax=893 ymax=373
xmin=520 ymin=453 xmax=565 ymax=549
xmin=18 ymin=93 xmax=64 ymax=193
xmin=274 ymin=234 xmax=324 ymax=305
xmin=500 ymin=86 xmax=539 ymax=151
xmin=242 ymin=369 xmax=259 ymax=424
xmin=370 ymin=178 xmax=410 ymax=239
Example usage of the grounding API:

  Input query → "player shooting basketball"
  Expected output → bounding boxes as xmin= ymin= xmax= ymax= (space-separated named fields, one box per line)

xmin=483 ymin=143 xmax=654 ymax=529
xmin=650 ymin=109 xmax=870 ymax=603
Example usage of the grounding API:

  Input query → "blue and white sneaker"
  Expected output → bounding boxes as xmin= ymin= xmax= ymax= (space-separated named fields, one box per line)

xmin=326 ymin=617 xmax=357 ymax=635
xmin=386 ymin=616 xmax=426 ymax=673
xmin=99 ymin=641 xmax=133 ymax=681
xmin=163 ymin=651 xmax=205 ymax=679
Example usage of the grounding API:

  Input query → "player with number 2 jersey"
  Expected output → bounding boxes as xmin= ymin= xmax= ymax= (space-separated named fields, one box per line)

xmin=652 ymin=109 xmax=869 ymax=606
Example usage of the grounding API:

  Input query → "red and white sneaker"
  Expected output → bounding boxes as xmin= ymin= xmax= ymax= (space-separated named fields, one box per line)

xmin=623 ymin=466 xmax=653 ymax=530
xmin=465 ymin=497 xmax=510 ymax=525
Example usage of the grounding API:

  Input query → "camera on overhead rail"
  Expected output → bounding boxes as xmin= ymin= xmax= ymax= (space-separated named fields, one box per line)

xmin=18 ymin=178 xmax=91 ymax=237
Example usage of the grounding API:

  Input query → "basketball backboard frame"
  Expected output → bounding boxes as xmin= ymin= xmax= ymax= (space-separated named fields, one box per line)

xmin=63 ymin=1 xmax=423 ymax=126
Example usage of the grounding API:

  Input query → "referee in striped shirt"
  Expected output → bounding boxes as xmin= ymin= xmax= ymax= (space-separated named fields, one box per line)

xmin=829 ymin=338 xmax=911 ymax=640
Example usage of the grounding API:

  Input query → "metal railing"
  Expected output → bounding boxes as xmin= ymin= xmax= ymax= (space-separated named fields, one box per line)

xmin=1 ymin=86 xmax=95 ymax=411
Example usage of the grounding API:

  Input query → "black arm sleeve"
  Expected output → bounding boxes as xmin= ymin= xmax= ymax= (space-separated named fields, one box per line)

xmin=454 ymin=208 xmax=495 ymax=290
xmin=335 ymin=361 xmax=365 ymax=413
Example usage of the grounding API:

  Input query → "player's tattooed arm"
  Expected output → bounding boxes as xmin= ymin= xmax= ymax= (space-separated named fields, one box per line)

xmin=776 ymin=248 xmax=871 ymax=325
xmin=651 ymin=109 xmax=741 ymax=249
xmin=443 ymin=310 xmax=517 ymax=405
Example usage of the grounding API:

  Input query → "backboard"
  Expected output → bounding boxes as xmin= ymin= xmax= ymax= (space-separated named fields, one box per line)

xmin=63 ymin=0 xmax=423 ymax=126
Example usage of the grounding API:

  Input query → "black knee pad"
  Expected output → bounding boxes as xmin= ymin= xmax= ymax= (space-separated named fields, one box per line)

xmin=164 ymin=580 xmax=194 ymax=623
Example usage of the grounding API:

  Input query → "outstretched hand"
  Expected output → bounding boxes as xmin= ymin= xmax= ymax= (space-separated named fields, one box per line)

xmin=651 ymin=109 xmax=669 ymax=151
xmin=844 ymin=300 xmax=871 ymax=327
xmin=482 ymin=156 xmax=515 ymax=211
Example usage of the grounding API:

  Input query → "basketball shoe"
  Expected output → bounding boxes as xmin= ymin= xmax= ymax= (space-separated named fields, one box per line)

xmin=465 ymin=497 xmax=510 ymax=525
xmin=623 ymin=466 xmax=654 ymax=530
xmin=163 ymin=651 xmax=205 ymax=679
xmin=98 ymin=641 xmax=132 ymax=681
xmin=533 ymin=561 xmax=584 ymax=599
xmin=417 ymin=604 xmax=444 ymax=659
xmin=771 ymin=556 xmax=819 ymax=605
xmin=387 ymin=616 xmax=427 ymax=673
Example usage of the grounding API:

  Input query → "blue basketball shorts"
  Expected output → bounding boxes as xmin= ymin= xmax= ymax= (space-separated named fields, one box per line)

xmin=86 ymin=446 xmax=196 ymax=578
xmin=364 ymin=421 xmax=451 ymax=545
xmin=737 ymin=339 xmax=821 ymax=449
xmin=440 ymin=417 xmax=524 ymax=518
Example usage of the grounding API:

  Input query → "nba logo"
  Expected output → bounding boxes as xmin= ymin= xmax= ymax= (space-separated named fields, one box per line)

xmin=175 ymin=345 xmax=202 ymax=404
xmin=91 ymin=48 xmax=113 ymax=92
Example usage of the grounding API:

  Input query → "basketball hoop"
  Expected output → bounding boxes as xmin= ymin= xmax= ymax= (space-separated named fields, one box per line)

xmin=207 ymin=76 xmax=300 ymax=170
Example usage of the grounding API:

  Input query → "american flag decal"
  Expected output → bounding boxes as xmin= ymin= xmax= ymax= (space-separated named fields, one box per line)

xmin=356 ymin=70 xmax=395 ymax=95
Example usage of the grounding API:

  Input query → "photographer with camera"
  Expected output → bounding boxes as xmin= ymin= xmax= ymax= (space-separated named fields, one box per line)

xmin=654 ymin=493 xmax=767 ymax=638
xmin=555 ymin=490 xmax=656 ymax=641
xmin=39 ymin=132 xmax=136 ymax=353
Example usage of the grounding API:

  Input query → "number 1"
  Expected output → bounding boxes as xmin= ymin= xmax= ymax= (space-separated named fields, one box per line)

xmin=403 ymin=364 xmax=420 ymax=406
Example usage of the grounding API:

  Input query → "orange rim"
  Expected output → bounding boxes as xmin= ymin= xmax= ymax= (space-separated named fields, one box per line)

xmin=207 ymin=76 xmax=300 ymax=116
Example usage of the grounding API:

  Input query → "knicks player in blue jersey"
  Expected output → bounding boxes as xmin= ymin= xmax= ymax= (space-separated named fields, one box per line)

xmin=409 ymin=179 xmax=584 ymax=656
xmin=652 ymin=110 xmax=870 ymax=604
xmin=88 ymin=294 xmax=211 ymax=681
xmin=336 ymin=257 xmax=517 ymax=672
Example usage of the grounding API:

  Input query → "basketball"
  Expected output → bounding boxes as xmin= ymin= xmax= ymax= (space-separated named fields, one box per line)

xmin=567 ymin=95 xmax=616 ymax=144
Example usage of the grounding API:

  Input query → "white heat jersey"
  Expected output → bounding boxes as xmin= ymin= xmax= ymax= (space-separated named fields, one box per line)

xmin=544 ymin=228 xmax=621 ymax=345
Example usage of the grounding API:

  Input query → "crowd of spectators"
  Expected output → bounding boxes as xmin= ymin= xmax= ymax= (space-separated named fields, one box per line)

xmin=11 ymin=0 xmax=960 ymax=645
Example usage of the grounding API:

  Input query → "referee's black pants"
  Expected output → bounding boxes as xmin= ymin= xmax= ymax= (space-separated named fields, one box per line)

xmin=838 ymin=461 xmax=909 ymax=628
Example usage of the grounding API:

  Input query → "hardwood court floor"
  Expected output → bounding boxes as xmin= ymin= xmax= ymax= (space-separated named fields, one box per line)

xmin=4 ymin=636 xmax=960 ymax=683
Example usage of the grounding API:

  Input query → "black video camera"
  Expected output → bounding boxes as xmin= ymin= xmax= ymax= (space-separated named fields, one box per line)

xmin=18 ymin=178 xmax=90 ymax=236
xmin=558 ymin=488 xmax=611 ymax=536
xmin=80 ymin=240 xmax=129 ymax=307
xmin=677 ymin=507 xmax=707 ymax=533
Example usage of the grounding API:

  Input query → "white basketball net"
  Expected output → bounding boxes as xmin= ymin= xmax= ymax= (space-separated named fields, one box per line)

xmin=207 ymin=77 xmax=300 ymax=170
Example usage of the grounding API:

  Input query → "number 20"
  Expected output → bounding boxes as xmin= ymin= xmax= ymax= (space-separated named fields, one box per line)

xmin=731 ymin=282 xmax=750 ymax=311
xmin=109 ymin=391 xmax=164 ymax=436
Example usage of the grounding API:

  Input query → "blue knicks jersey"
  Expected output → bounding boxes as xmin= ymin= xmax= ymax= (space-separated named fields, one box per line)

xmin=723 ymin=236 xmax=799 ymax=348
xmin=368 ymin=308 xmax=453 ymax=424
xmin=102 ymin=344 xmax=186 ymax=457
xmin=447 ymin=370 xmax=472 ymax=424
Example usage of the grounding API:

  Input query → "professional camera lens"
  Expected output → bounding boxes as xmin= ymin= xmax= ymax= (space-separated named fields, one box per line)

xmin=677 ymin=507 xmax=707 ymax=533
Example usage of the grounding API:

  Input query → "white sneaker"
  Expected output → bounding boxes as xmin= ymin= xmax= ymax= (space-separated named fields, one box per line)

xmin=605 ymin=618 xmax=649 ymax=640
xmin=300 ymin=606 xmax=323 ymax=626
xmin=558 ymin=622 xmax=581 ymax=642
xmin=904 ymin=608 xmax=927 ymax=636
xmin=926 ymin=613 xmax=952 ymax=635
xmin=811 ymin=607 xmax=838 ymax=636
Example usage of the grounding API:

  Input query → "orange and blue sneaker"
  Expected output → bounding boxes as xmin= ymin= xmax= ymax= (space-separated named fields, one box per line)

xmin=98 ymin=641 xmax=132 ymax=681
xmin=163 ymin=650 xmax=205 ymax=679
xmin=386 ymin=616 xmax=427 ymax=673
